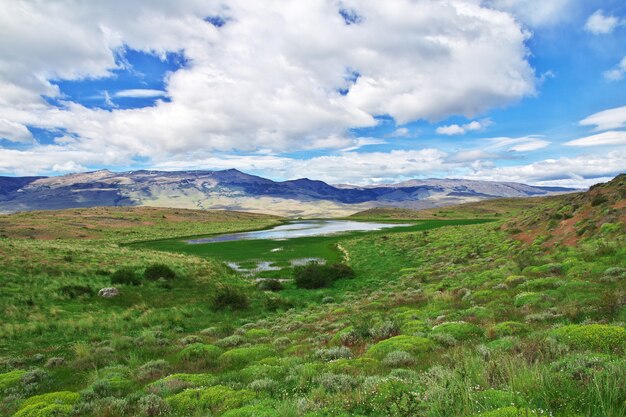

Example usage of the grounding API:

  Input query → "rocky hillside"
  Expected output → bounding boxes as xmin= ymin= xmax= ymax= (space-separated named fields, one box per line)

xmin=0 ymin=169 xmax=578 ymax=217
xmin=505 ymin=174 xmax=626 ymax=246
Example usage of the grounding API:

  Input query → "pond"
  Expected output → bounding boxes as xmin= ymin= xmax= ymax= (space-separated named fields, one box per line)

xmin=186 ymin=220 xmax=411 ymax=244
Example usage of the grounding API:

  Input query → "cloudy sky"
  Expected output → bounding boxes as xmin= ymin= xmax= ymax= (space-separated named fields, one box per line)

xmin=0 ymin=0 xmax=625 ymax=186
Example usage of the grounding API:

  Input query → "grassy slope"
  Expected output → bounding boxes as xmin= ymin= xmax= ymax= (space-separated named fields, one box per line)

xmin=349 ymin=195 xmax=557 ymax=220
xmin=0 ymin=179 xmax=625 ymax=417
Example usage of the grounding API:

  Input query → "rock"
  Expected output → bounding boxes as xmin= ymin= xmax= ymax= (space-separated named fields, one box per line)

xmin=98 ymin=287 xmax=119 ymax=298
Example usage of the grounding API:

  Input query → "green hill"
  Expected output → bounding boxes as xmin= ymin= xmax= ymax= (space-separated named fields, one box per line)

xmin=0 ymin=176 xmax=624 ymax=417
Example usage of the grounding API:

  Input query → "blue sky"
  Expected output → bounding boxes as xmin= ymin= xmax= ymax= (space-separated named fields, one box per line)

xmin=0 ymin=0 xmax=624 ymax=187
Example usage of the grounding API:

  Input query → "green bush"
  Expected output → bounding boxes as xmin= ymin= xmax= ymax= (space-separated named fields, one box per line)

xmin=551 ymin=324 xmax=626 ymax=352
xmin=58 ymin=285 xmax=94 ymax=298
xmin=257 ymin=279 xmax=283 ymax=291
xmin=144 ymin=264 xmax=177 ymax=281
xmin=490 ymin=321 xmax=529 ymax=338
xmin=148 ymin=373 xmax=216 ymax=396
xmin=431 ymin=321 xmax=484 ymax=341
xmin=211 ymin=285 xmax=250 ymax=310
xmin=221 ymin=402 xmax=280 ymax=417
xmin=293 ymin=262 xmax=354 ymax=289
xmin=14 ymin=391 xmax=79 ymax=417
xmin=111 ymin=268 xmax=141 ymax=285
xmin=365 ymin=335 xmax=434 ymax=360
xmin=177 ymin=343 xmax=223 ymax=367
xmin=471 ymin=406 xmax=539 ymax=417
xmin=0 ymin=369 xmax=26 ymax=390
xmin=166 ymin=385 xmax=255 ymax=415
xmin=218 ymin=345 xmax=276 ymax=368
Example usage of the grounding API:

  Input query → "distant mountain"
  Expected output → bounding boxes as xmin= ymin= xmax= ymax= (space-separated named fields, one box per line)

xmin=0 ymin=169 xmax=579 ymax=217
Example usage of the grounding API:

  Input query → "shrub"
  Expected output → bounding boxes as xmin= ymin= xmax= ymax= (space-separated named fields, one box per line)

xmin=111 ymin=268 xmax=141 ymax=286
xmin=591 ymin=194 xmax=608 ymax=206
xmin=248 ymin=378 xmax=277 ymax=392
xmin=144 ymin=264 xmax=177 ymax=281
xmin=293 ymin=262 xmax=354 ymax=289
xmin=221 ymin=402 xmax=280 ymax=417
xmin=431 ymin=321 xmax=484 ymax=341
xmin=218 ymin=345 xmax=276 ymax=368
xmin=257 ymin=279 xmax=283 ymax=291
xmin=215 ymin=335 xmax=246 ymax=348
xmin=13 ymin=403 xmax=73 ymax=417
xmin=14 ymin=391 xmax=79 ymax=417
xmin=370 ymin=320 xmax=401 ymax=340
xmin=148 ymin=373 xmax=216 ymax=396
xmin=58 ymin=285 xmax=94 ymax=299
xmin=551 ymin=324 xmax=625 ymax=353
xmin=136 ymin=359 xmax=170 ymax=381
xmin=489 ymin=321 xmax=529 ymax=338
xmin=471 ymin=406 xmax=540 ymax=417
xmin=365 ymin=335 xmax=434 ymax=360
xmin=0 ymin=369 xmax=26 ymax=390
xmin=318 ymin=372 xmax=357 ymax=393
xmin=177 ymin=343 xmax=223 ymax=367
xmin=314 ymin=346 xmax=353 ymax=361
xmin=382 ymin=350 xmax=415 ymax=368
xmin=166 ymin=385 xmax=255 ymax=415
xmin=550 ymin=353 xmax=622 ymax=381
xmin=137 ymin=394 xmax=171 ymax=417
xmin=212 ymin=285 xmax=250 ymax=310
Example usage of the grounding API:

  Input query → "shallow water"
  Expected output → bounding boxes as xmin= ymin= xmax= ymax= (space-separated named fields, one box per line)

xmin=186 ymin=220 xmax=411 ymax=244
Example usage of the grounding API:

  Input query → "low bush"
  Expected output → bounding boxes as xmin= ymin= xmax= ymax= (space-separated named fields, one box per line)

xmin=382 ymin=350 xmax=415 ymax=367
xmin=551 ymin=324 xmax=625 ymax=353
xmin=294 ymin=262 xmax=354 ymax=289
xmin=0 ymin=369 xmax=26 ymax=390
xmin=218 ymin=345 xmax=276 ymax=368
xmin=177 ymin=343 xmax=223 ymax=367
xmin=257 ymin=279 xmax=283 ymax=291
xmin=489 ymin=321 xmax=529 ymax=338
xmin=111 ymin=268 xmax=141 ymax=285
xmin=167 ymin=385 xmax=255 ymax=415
xmin=431 ymin=321 xmax=484 ymax=341
xmin=14 ymin=391 xmax=79 ymax=417
xmin=471 ymin=406 xmax=540 ymax=417
xmin=144 ymin=264 xmax=177 ymax=281
xmin=58 ymin=285 xmax=94 ymax=299
xmin=365 ymin=335 xmax=434 ymax=360
xmin=211 ymin=285 xmax=250 ymax=310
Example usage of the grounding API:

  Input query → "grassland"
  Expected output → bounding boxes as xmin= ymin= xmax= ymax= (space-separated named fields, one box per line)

xmin=0 ymin=176 xmax=624 ymax=417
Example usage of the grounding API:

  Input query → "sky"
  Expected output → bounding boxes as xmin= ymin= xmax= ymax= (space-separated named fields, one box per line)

xmin=0 ymin=0 xmax=625 ymax=187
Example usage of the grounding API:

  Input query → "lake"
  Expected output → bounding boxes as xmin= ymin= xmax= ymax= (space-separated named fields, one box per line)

xmin=186 ymin=220 xmax=411 ymax=244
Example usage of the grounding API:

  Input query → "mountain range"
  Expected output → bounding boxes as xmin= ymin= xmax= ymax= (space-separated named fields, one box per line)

xmin=0 ymin=169 xmax=577 ymax=217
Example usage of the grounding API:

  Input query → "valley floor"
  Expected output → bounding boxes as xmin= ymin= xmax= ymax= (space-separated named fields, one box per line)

xmin=0 ymin=177 xmax=624 ymax=417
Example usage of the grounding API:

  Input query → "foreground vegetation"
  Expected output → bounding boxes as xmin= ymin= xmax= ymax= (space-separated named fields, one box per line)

xmin=0 ymin=176 xmax=624 ymax=417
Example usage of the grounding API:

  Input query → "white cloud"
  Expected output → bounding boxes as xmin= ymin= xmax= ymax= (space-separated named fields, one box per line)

xmin=0 ymin=0 xmax=536 ymax=154
xmin=464 ymin=149 xmax=626 ymax=187
xmin=485 ymin=135 xmax=550 ymax=152
xmin=579 ymin=105 xmax=626 ymax=131
xmin=584 ymin=10 xmax=621 ymax=35
xmin=483 ymin=0 xmax=572 ymax=27
xmin=564 ymin=130 xmax=626 ymax=147
xmin=436 ymin=119 xmax=491 ymax=135
xmin=436 ymin=124 xmax=466 ymax=135
xmin=603 ymin=56 xmax=626 ymax=81
xmin=0 ymin=119 xmax=33 ymax=142
xmin=388 ymin=127 xmax=410 ymax=137
xmin=114 ymin=89 xmax=167 ymax=98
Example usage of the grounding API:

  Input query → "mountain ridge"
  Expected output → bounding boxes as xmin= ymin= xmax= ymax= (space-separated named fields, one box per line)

xmin=0 ymin=169 xmax=580 ymax=217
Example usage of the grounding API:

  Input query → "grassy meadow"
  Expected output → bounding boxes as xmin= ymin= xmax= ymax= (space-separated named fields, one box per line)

xmin=0 ymin=176 xmax=625 ymax=417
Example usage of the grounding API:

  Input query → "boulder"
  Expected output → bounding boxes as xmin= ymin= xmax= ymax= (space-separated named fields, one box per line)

xmin=98 ymin=287 xmax=119 ymax=298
